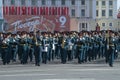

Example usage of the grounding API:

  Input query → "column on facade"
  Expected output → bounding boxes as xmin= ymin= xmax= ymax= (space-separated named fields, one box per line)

xmin=113 ymin=0 xmax=117 ymax=19
xmin=66 ymin=0 xmax=70 ymax=16
xmin=27 ymin=0 xmax=32 ymax=6
xmin=15 ymin=0 xmax=18 ymax=6
xmin=92 ymin=0 xmax=96 ymax=19
xmin=85 ymin=19 xmax=88 ymax=31
xmin=76 ymin=0 xmax=80 ymax=17
xmin=88 ymin=21 xmax=90 ymax=31
xmin=106 ymin=0 xmax=109 ymax=18
xmin=66 ymin=0 xmax=70 ymax=7
xmin=46 ymin=0 xmax=51 ymax=6
xmin=99 ymin=0 xmax=102 ymax=18
xmin=56 ymin=0 xmax=61 ymax=15
xmin=7 ymin=0 xmax=10 ymax=6
xmin=0 ymin=0 xmax=3 ymax=19
xmin=86 ymin=0 xmax=90 ymax=18
xmin=79 ymin=23 xmax=82 ymax=32
xmin=37 ymin=0 xmax=41 ymax=7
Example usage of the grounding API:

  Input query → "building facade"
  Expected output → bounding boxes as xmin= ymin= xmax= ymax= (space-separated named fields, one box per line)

xmin=1 ymin=0 xmax=97 ymax=32
xmin=117 ymin=8 xmax=120 ymax=18
xmin=96 ymin=0 xmax=118 ymax=30
xmin=2 ymin=0 xmax=96 ymax=17
xmin=117 ymin=8 xmax=120 ymax=31
xmin=0 ymin=0 xmax=4 ymax=31
xmin=0 ymin=0 xmax=119 ymax=32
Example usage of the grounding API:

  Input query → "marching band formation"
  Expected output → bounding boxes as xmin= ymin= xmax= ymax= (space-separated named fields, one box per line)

xmin=0 ymin=30 xmax=120 ymax=67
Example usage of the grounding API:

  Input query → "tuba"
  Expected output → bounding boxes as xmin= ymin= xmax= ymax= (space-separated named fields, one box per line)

xmin=62 ymin=37 xmax=65 ymax=49
xmin=2 ymin=37 xmax=9 ymax=48
xmin=105 ymin=32 xmax=110 ymax=50
xmin=33 ymin=25 xmax=39 ymax=46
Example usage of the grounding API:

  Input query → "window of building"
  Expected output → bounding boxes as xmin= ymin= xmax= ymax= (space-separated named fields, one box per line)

xmin=96 ymin=1 xmax=98 ymax=6
xmin=102 ymin=10 xmax=105 ymax=16
xmin=51 ymin=0 xmax=56 ymax=5
xmin=71 ymin=9 xmax=75 ymax=17
xmin=96 ymin=10 xmax=98 ymax=16
xmin=79 ymin=23 xmax=82 ymax=31
xmin=109 ymin=23 xmax=112 ymax=27
xmin=102 ymin=23 xmax=105 ymax=27
xmin=11 ymin=0 xmax=15 ymax=5
xmin=109 ymin=10 xmax=113 ymax=16
xmin=82 ymin=23 xmax=85 ymax=28
xmin=21 ymin=0 xmax=25 ymax=5
xmin=81 ymin=0 xmax=85 ymax=5
xmin=102 ymin=1 xmax=105 ymax=6
xmin=81 ymin=9 xmax=85 ymax=17
xmin=71 ymin=0 xmax=75 ymax=5
xmin=31 ymin=0 xmax=36 ymax=5
xmin=42 ymin=0 xmax=46 ymax=5
xmin=109 ymin=1 xmax=113 ymax=6
xmin=3 ymin=0 xmax=5 ymax=5
xmin=61 ymin=0 xmax=65 ymax=5
xmin=86 ymin=23 xmax=87 ymax=28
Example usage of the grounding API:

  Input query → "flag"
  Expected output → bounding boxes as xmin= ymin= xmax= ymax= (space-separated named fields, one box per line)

xmin=5 ymin=6 xmax=8 ymax=15
xmin=61 ymin=7 xmax=64 ymax=15
xmin=55 ymin=7 xmax=57 ymax=15
xmin=27 ymin=7 xmax=31 ymax=15
xmin=64 ymin=7 xmax=67 ymax=15
xmin=58 ymin=7 xmax=60 ymax=15
xmin=52 ymin=7 xmax=54 ymax=15
xmin=3 ymin=6 xmax=5 ymax=15
xmin=11 ymin=6 xmax=15 ymax=15
xmin=40 ymin=7 xmax=43 ymax=15
xmin=46 ymin=7 xmax=48 ymax=15
xmin=37 ymin=7 xmax=39 ymax=15
xmin=33 ymin=7 xmax=37 ymax=15
xmin=66 ymin=7 xmax=69 ymax=15
xmin=43 ymin=7 xmax=45 ymax=15
xmin=49 ymin=7 xmax=51 ymax=15
xmin=22 ymin=6 xmax=26 ymax=15
xmin=9 ymin=6 xmax=11 ymax=15
xmin=17 ymin=6 xmax=21 ymax=15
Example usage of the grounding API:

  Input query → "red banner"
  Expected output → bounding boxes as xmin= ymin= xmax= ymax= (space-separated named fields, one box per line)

xmin=3 ymin=6 xmax=69 ymax=16
xmin=4 ymin=15 xmax=70 ymax=32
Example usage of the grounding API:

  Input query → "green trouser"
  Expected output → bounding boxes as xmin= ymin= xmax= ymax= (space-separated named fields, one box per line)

xmin=1 ymin=47 xmax=8 ymax=65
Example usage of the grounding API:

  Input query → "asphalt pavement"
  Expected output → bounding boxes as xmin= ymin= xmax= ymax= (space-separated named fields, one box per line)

xmin=0 ymin=57 xmax=120 ymax=80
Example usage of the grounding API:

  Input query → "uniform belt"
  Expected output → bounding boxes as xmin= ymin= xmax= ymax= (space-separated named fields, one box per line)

xmin=12 ymin=45 xmax=16 ymax=47
xmin=29 ymin=44 xmax=34 ymax=46
xmin=109 ymin=44 xmax=114 ymax=46
xmin=77 ymin=45 xmax=82 ymax=46
xmin=1 ymin=47 xmax=7 ymax=48
xmin=36 ymin=44 xmax=41 ymax=46
xmin=20 ymin=44 xmax=25 ymax=45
